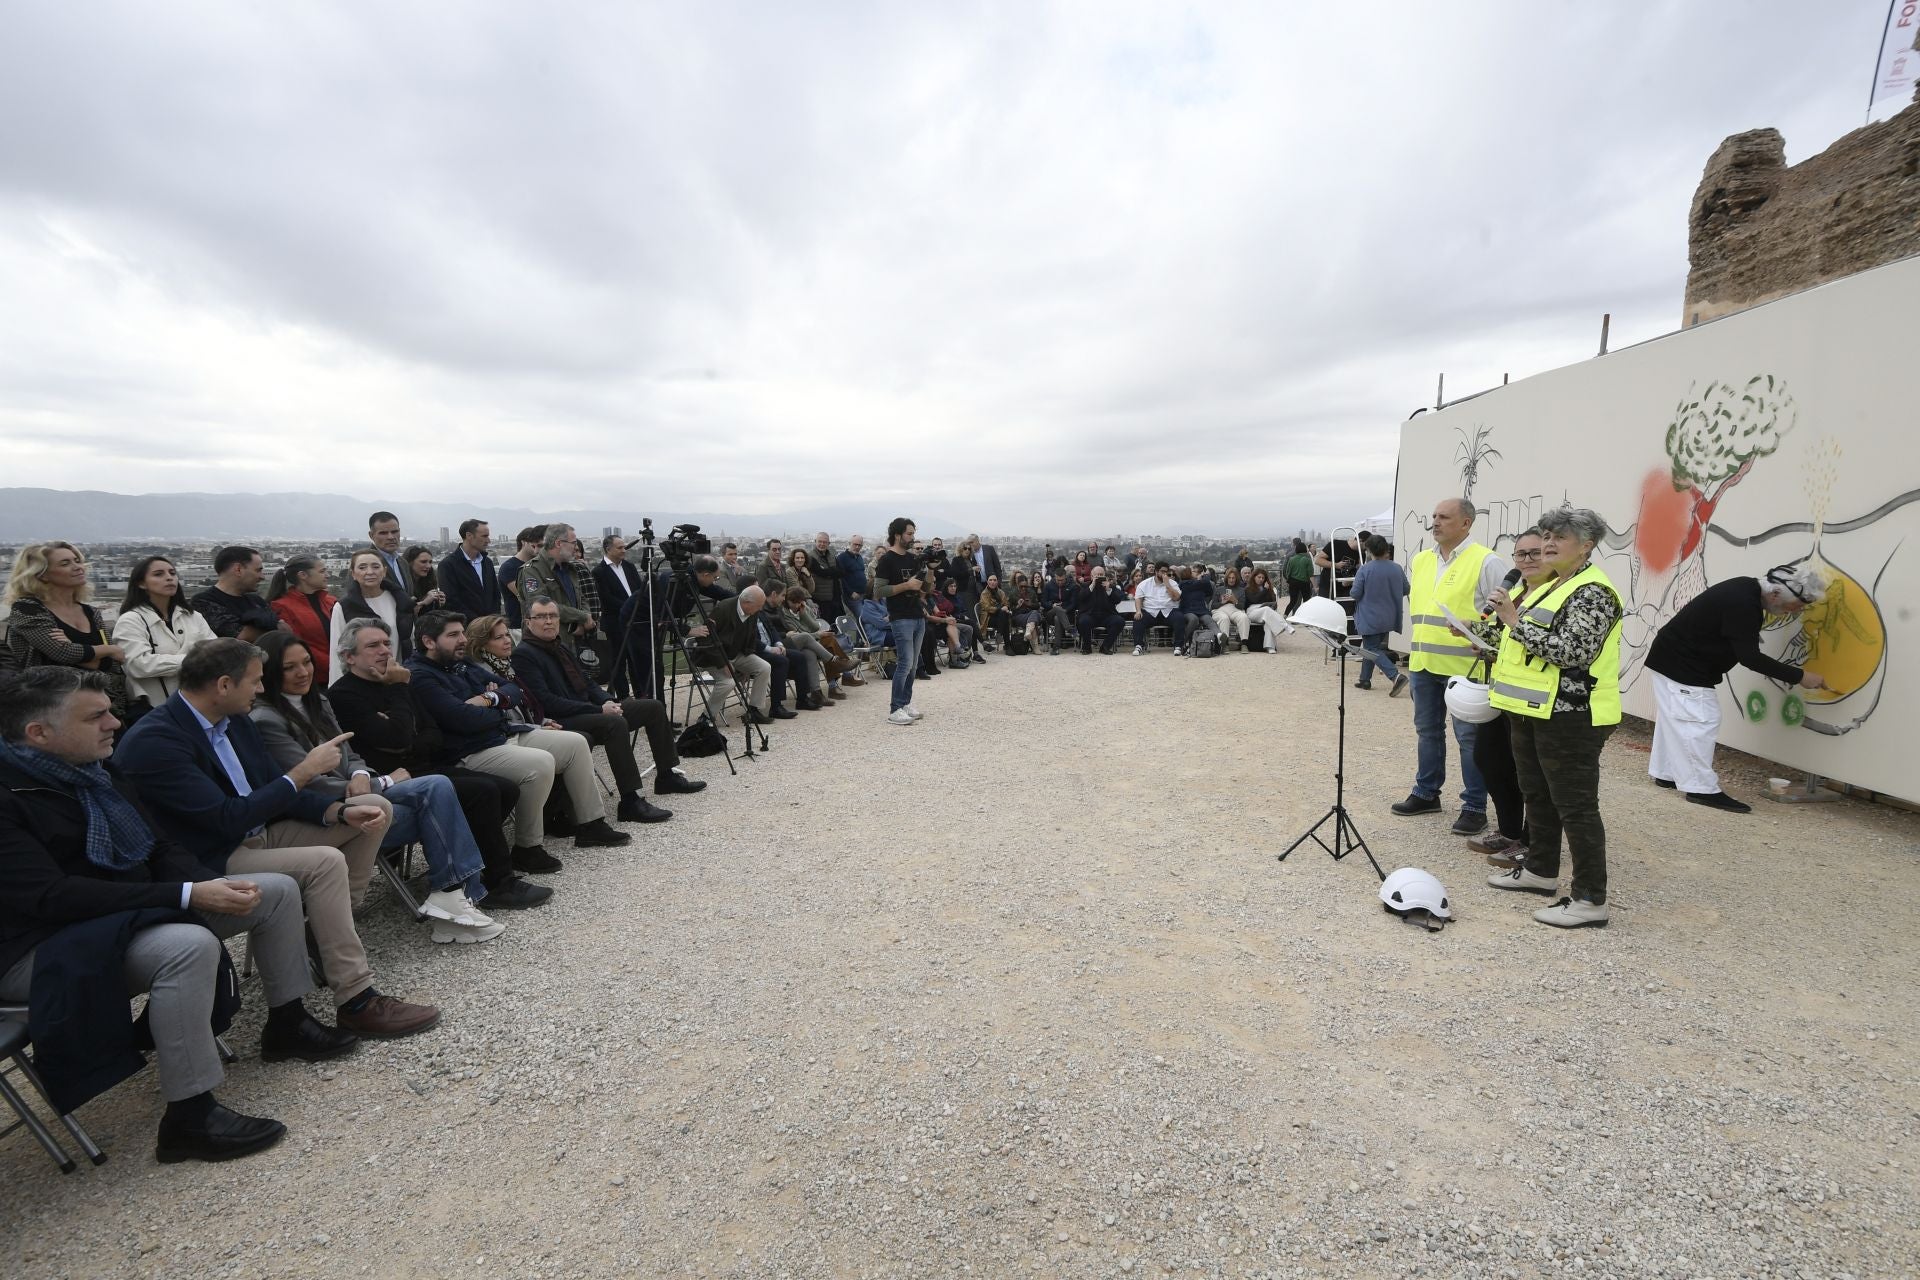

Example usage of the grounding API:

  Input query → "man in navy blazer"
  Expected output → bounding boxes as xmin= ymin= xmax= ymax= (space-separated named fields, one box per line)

xmin=438 ymin=518 xmax=502 ymax=622
xmin=114 ymin=638 xmax=440 ymax=1040
xmin=591 ymin=534 xmax=649 ymax=697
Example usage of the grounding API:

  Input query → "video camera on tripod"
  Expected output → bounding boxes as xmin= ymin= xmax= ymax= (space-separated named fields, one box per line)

xmin=657 ymin=521 xmax=712 ymax=571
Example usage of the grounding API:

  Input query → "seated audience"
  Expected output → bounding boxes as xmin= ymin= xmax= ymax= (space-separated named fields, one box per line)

xmin=508 ymin=599 xmax=705 ymax=820
xmin=3 ymin=541 xmax=130 ymax=717
xmin=112 ymin=639 xmax=439 ymax=1039
xmin=715 ymin=542 xmax=749 ymax=594
xmin=1132 ymin=562 xmax=1190 ymax=655
xmin=327 ymin=617 xmax=557 ymax=889
xmin=1041 ymin=569 xmax=1077 ymax=656
xmin=250 ymin=633 xmax=504 ymax=943
xmin=0 ymin=667 xmax=354 ymax=1162
xmin=407 ymin=611 xmax=630 ymax=858
xmin=1009 ymin=582 xmax=1042 ymax=650
xmin=778 ymin=585 xmax=859 ymax=700
xmin=114 ymin=555 xmax=218 ymax=712
xmin=926 ymin=580 xmax=973 ymax=671
xmin=1071 ymin=551 xmax=1094 ymax=584
xmin=1076 ymin=567 xmax=1130 ymax=654
xmin=1210 ymin=567 xmax=1252 ymax=650
xmin=191 ymin=545 xmax=281 ymax=643
xmin=1243 ymin=568 xmax=1292 ymax=650
xmin=439 ymin=519 xmax=503 ymax=621
xmin=682 ymin=582 xmax=775 ymax=725
xmin=266 ymin=554 xmax=337 ymax=684
xmin=400 ymin=545 xmax=446 ymax=614
xmin=748 ymin=589 xmax=812 ymax=713
xmin=328 ymin=548 xmax=410 ymax=684
xmin=978 ymin=576 xmax=1010 ymax=646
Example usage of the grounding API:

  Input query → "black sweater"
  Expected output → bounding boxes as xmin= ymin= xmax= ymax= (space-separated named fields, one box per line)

xmin=1646 ymin=577 xmax=1802 ymax=688
xmin=325 ymin=672 xmax=446 ymax=776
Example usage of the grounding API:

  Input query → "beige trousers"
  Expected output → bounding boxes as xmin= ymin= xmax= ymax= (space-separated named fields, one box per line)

xmin=463 ymin=728 xmax=600 ymax=845
xmin=225 ymin=792 xmax=393 ymax=1005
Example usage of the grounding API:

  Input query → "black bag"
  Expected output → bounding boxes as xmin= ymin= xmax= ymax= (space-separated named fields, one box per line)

xmin=676 ymin=714 xmax=729 ymax=758
xmin=1004 ymin=632 xmax=1031 ymax=656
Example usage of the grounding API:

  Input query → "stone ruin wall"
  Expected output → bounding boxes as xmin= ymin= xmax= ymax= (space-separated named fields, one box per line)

xmin=1685 ymin=90 xmax=1920 ymax=326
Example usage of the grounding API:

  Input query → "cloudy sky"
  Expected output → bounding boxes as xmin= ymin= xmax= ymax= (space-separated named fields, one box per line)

xmin=0 ymin=2 xmax=1895 ymax=535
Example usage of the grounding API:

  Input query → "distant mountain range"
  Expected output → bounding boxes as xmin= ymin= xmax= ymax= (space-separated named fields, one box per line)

xmin=0 ymin=489 xmax=978 ymax=544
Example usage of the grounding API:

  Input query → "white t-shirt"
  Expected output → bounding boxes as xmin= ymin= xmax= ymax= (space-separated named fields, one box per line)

xmin=1134 ymin=577 xmax=1178 ymax=616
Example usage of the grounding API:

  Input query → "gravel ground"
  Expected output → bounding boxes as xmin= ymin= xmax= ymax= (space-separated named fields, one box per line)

xmin=4 ymin=641 xmax=1917 ymax=1279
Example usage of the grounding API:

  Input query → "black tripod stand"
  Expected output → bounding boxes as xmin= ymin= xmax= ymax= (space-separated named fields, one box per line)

xmin=1277 ymin=628 xmax=1386 ymax=880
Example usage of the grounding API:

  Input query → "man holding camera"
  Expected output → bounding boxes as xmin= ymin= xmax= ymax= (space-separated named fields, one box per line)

xmin=873 ymin=518 xmax=927 ymax=726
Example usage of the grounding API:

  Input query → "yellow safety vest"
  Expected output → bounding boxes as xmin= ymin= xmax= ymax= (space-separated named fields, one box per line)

xmin=1406 ymin=542 xmax=1492 ymax=676
xmin=1486 ymin=563 xmax=1623 ymax=724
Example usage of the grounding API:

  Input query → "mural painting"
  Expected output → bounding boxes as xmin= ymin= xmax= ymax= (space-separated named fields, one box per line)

xmin=1395 ymin=255 xmax=1919 ymax=802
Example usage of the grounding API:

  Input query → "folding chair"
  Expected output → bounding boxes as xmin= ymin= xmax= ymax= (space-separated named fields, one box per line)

xmin=375 ymin=841 xmax=430 ymax=922
xmin=0 ymin=1013 xmax=106 ymax=1173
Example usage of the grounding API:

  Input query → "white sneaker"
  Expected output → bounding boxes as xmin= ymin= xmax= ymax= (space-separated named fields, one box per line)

xmin=1487 ymin=867 xmax=1559 ymax=896
xmin=905 ymin=705 xmax=924 ymax=720
xmin=422 ymin=888 xmax=493 ymax=927
xmin=1133 ymin=645 xmax=1144 ymax=656
xmin=1533 ymin=897 xmax=1609 ymax=928
xmin=888 ymin=709 xmax=916 ymax=725
xmin=432 ymin=919 xmax=506 ymax=945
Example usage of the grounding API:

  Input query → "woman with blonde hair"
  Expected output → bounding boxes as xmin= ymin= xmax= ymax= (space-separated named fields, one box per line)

xmin=328 ymin=548 xmax=409 ymax=684
xmin=3 ymin=541 xmax=129 ymax=714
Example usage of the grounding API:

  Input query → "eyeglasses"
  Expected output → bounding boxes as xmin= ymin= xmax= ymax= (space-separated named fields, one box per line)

xmin=1511 ymin=550 xmax=1545 ymax=560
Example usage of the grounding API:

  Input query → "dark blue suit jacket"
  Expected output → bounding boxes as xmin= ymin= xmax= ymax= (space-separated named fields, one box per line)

xmin=113 ymin=693 xmax=333 ymax=875
xmin=438 ymin=549 xmax=502 ymax=621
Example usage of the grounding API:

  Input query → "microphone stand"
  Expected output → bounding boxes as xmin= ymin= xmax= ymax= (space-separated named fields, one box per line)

xmin=1278 ymin=629 xmax=1386 ymax=880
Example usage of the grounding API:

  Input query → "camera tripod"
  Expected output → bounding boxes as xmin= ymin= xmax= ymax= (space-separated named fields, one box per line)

xmin=1277 ymin=628 xmax=1385 ymax=880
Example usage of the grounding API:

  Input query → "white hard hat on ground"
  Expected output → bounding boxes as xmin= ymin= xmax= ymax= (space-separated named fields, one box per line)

xmin=1381 ymin=867 xmax=1452 ymax=931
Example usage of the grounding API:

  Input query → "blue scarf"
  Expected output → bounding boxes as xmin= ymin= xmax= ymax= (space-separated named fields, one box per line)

xmin=0 ymin=739 xmax=155 ymax=871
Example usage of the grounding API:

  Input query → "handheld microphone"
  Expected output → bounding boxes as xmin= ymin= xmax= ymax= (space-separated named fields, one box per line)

xmin=1481 ymin=566 xmax=1524 ymax=619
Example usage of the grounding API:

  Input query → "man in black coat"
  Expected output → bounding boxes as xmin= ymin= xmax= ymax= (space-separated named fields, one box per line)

xmin=591 ymin=534 xmax=652 ymax=699
xmin=1075 ymin=567 xmax=1130 ymax=655
xmin=514 ymin=598 xmax=706 ymax=824
xmin=0 ymin=668 xmax=358 ymax=1162
xmin=437 ymin=518 xmax=503 ymax=621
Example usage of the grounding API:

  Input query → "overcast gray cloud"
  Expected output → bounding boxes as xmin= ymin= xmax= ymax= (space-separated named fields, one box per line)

xmin=0 ymin=1 xmax=1887 ymax=535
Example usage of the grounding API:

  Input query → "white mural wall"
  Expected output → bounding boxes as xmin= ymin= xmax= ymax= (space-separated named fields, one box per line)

xmin=1395 ymin=254 xmax=1920 ymax=803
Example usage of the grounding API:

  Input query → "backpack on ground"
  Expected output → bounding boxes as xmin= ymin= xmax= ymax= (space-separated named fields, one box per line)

xmin=1005 ymin=632 xmax=1031 ymax=655
xmin=676 ymin=714 xmax=729 ymax=757
xmin=1190 ymin=629 xmax=1218 ymax=658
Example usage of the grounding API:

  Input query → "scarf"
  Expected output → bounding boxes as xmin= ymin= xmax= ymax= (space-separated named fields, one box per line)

xmin=475 ymin=651 xmax=546 ymax=721
xmin=0 ymin=739 xmax=155 ymax=870
xmin=522 ymin=635 xmax=591 ymax=696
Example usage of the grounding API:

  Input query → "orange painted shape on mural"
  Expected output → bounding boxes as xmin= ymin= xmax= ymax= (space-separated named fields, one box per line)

xmin=1799 ymin=565 xmax=1886 ymax=701
xmin=1635 ymin=468 xmax=1692 ymax=573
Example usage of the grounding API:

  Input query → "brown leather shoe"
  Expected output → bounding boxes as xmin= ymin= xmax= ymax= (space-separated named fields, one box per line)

xmin=828 ymin=686 xmax=848 ymax=700
xmin=336 ymin=993 xmax=441 ymax=1039
xmin=840 ymin=672 xmax=866 ymax=687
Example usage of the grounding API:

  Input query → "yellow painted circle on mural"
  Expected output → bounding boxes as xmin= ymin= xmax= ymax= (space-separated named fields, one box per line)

xmin=1798 ymin=561 xmax=1885 ymax=701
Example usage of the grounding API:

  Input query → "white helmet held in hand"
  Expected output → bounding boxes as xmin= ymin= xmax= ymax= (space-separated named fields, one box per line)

xmin=1380 ymin=867 xmax=1452 ymax=923
xmin=1444 ymin=675 xmax=1499 ymax=724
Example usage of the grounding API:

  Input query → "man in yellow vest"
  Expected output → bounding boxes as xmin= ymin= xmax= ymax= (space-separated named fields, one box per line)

xmin=1393 ymin=498 xmax=1510 ymax=835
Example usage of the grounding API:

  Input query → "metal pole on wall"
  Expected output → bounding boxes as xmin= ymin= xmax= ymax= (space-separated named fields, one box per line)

xmin=1598 ymin=313 xmax=1611 ymax=355
xmin=1435 ymin=372 xmax=1445 ymax=409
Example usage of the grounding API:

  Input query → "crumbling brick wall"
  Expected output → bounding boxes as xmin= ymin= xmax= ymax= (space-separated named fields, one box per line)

xmin=1684 ymin=91 xmax=1920 ymax=326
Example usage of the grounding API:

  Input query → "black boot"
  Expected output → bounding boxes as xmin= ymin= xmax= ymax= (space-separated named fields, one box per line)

xmin=573 ymin=818 xmax=634 ymax=847
xmin=618 ymin=793 xmax=673 ymax=823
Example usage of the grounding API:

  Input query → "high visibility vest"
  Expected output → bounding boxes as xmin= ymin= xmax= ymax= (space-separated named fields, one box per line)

xmin=1406 ymin=542 xmax=1492 ymax=676
xmin=1486 ymin=563 xmax=1623 ymax=724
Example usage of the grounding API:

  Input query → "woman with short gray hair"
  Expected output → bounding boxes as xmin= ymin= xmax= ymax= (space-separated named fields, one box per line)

xmin=1482 ymin=505 xmax=1625 ymax=929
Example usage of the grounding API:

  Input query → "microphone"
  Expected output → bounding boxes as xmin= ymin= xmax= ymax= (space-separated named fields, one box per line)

xmin=1481 ymin=566 xmax=1524 ymax=619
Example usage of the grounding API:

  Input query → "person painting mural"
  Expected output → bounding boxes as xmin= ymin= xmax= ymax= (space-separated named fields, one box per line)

xmin=1644 ymin=566 xmax=1828 ymax=813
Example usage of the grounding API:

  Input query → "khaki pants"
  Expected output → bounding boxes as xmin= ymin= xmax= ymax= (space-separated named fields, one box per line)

xmin=464 ymin=728 xmax=599 ymax=845
xmin=225 ymin=793 xmax=393 ymax=1005
xmin=701 ymin=654 xmax=770 ymax=722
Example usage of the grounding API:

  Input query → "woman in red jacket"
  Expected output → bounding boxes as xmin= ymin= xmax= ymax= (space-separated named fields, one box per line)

xmin=267 ymin=553 xmax=337 ymax=682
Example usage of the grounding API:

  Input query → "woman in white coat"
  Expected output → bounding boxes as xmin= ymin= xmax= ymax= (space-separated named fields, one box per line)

xmin=328 ymin=548 xmax=408 ymax=685
xmin=111 ymin=554 xmax=217 ymax=709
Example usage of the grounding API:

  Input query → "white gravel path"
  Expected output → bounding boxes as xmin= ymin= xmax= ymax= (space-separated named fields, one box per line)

xmin=5 ymin=642 xmax=1917 ymax=1279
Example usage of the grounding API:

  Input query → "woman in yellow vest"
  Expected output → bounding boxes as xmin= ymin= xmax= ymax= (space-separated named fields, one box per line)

xmin=1481 ymin=506 xmax=1624 ymax=929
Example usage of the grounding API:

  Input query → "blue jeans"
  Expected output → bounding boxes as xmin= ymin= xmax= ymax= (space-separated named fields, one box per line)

xmin=889 ymin=618 xmax=925 ymax=712
xmin=1357 ymin=633 xmax=1400 ymax=685
xmin=379 ymin=775 xmax=488 ymax=902
xmin=1409 ymin=669 xmax=1486 ymax=812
